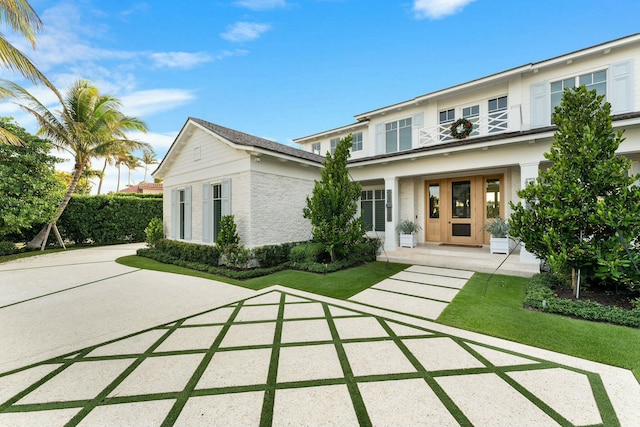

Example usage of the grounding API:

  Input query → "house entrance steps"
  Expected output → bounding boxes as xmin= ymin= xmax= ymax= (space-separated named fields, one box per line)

xmin=379 ymin=243 xmax=540 ymax=278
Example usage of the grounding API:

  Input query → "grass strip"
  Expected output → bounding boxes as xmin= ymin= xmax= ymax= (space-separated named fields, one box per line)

xmin=117 ymin=255 xmax=408 ymax=300
xmin=437 ymin=273 xmax=640 ymax=382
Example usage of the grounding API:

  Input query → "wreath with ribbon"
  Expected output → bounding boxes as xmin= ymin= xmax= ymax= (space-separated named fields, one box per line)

xmin=450 ymin=118 xmax=473 ymax=139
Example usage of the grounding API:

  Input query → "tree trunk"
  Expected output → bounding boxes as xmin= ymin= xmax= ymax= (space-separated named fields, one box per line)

xmin=97 ymin=157 xmax=108 ymax=195
xmin=571 ymin=268 xmax=578 ymax=299
xmin=116 ymin=163 xmax=121 ymax=192
xmin=26 ymin=160 xmax=87 ymax=250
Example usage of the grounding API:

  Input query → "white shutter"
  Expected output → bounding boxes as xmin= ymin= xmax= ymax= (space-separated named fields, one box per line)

xmin=412 ymin=112 xmax=424 ymax=128
xmin=184 ymin=186 xmax=192 ymax=240
xmin=375 ymin=123 xmax=384 ymax=154
xmin=202 ymin=183 xmax=211 ymax=243
xmin=221 ymin=178 xmax=232 ymax=216
xmin=170 ymin=188 xmax=177 ymax=239
xmin=610 ymin=60 xmax=634 ymax=114
xmin=530 ymin=81 xmax=550 ymax=128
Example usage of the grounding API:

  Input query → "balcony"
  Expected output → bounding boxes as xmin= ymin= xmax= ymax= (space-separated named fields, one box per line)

xmin=419 ymin=109 xmax=519 ymax=147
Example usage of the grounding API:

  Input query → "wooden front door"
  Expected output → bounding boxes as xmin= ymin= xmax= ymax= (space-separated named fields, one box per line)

xmin=425 ymin=175 xmax=503 ymax=245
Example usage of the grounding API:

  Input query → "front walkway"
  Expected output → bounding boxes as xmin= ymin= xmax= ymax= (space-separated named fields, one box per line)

xmin=0 ymin=245 xmax=638 ymax=426
xmin=380 ymin=243 xmax=540 ymax=277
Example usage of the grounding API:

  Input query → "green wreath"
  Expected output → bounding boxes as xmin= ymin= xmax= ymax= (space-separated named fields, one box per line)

xmin=450 ymin=118 xmax=473 ymax=139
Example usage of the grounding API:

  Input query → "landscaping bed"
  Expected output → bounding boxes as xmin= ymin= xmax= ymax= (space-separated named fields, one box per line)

xmin=523 ymin=273 xmax=640 ymax=328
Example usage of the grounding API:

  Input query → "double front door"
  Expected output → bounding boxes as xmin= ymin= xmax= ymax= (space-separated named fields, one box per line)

xmin=425 ymin=175 xmax=502 ymax=245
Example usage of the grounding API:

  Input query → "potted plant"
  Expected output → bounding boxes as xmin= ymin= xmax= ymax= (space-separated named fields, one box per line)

xmin=484 ymin=216 xmax=510 ymax=254
xmin=396 ymin=218 xmax=422 ymax=248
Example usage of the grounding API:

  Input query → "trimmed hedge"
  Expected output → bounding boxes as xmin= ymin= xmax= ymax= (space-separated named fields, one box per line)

xmin=136 ymin=237 xmax=381 ymax=279
xmin=56 ymin=194 xmax=162 ymax=245
xmin=524 ymin=273 xmax=640 ymax=328
xmin=0 ymin=241 xmax=18 ymax=256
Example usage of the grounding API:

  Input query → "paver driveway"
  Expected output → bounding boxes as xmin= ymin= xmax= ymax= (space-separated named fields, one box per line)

xmin=0 ymin=244 xmax=639 ymax=426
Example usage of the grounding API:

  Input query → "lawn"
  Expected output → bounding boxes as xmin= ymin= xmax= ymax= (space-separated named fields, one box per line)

xmin=117 ymin=255 xmax=408 ymax=299
xmin=437 ymin=273 xmax=640 ymax=381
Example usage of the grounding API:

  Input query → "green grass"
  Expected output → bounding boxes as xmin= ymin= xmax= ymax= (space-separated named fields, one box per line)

xmin=437 ymin=273 xmax=640 ymax=381
xmin=117 ymin=255 xmax=408 ymax=299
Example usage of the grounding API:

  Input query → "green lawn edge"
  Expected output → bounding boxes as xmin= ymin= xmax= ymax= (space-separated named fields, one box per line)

xmin=116 ymin=255 xmax=408 ymax=300
xmin=437 ymin=273 xmax=640 ymax=382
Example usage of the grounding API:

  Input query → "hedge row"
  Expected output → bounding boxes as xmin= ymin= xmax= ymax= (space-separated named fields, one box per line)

xmin=137 ymin=238 xmax=381 ymax=279
xmin=524 ymin=273 xmax=640 ymax=328
xmin=137 ymin=247 xmax=286 ymax=280
xmin=55 ymin=195 xmax=163 ymax=245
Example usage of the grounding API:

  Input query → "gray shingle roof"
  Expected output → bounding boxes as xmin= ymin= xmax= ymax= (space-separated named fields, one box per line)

xmin=190 ymin=117 xmax=324 ymax=163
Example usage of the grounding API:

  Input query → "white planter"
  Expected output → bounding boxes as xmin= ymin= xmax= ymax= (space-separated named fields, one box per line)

xmin=399 ymin=232 xmax=417 ymax=248
xmin=490 ymin=237 xmax=510 ymax=254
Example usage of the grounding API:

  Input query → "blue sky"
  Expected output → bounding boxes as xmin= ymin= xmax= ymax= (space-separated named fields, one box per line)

xmin=2 ymin=0 xmax=640 ymax=193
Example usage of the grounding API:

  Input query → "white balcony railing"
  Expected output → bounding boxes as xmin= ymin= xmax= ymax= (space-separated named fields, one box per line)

xmin=419 ymin=109 xmax=515 ymax=147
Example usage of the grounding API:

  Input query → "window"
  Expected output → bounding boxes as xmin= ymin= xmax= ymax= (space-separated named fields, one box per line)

xmin=361 ymin=190 xmax=385 ymax=232
xmin=551 ymin=70 xmax=606 ymax=120
xmin=212 ymin=184 xmax=222 ymax=242
xmin=311 ymin=143 xmax=321 ymax=155
xmin=462 ymin=105 xmax=479 ymax=136
xmin=178 ymin=189 xmax=186 ymax=239
xmin=485 ymin=178 xmax=500 ymax=218
xmin=352 ymin=132 xmax=363 ymax=151
xmin=439 ymin=109 xmax=455 ymax=141
xmin=488 ymin=96 xmax=507 ymax=132
xmin=428 ymin=184 xmax=440 ymax=219
xmin=330 ymin=138 xmax=339 ymax=155
xmin=385 ymin=118 xmax=412 ymax=153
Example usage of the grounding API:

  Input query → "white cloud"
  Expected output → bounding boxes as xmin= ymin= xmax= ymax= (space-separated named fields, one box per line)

xmin=120 ymin=89 xmax=196 ymax=117
xmin=234 ymin=0 xmax=286 ymax=10
xmin=413 ymin=0 xmax=475 ymax=19
xmin=221 ymin=22 xmax=271 ymax=43
xmin=149 ymin=52 xmax=212 ymax=69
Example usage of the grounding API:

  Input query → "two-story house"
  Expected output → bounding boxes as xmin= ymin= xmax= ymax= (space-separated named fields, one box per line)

xmin=154 ymin=34 xmax=640 ymax=265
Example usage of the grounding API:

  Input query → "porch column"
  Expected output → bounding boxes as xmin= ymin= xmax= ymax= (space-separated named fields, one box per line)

xmin=518 ymin=162 xmax=540 ymax=264
xmin=383 ymin=176 xmax=399 ymax=251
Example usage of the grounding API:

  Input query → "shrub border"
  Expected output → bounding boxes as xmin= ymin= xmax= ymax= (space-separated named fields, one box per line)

xmin=524 ymin=273 xmax=640 ymax=328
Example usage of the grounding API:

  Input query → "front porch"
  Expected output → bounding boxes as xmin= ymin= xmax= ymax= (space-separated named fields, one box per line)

xmin=378 ymin=242 xmax=540 ymax=278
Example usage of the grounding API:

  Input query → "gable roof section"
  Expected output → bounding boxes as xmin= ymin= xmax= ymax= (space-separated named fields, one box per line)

xmin=153 ymin=117 xmax=323 ymax=178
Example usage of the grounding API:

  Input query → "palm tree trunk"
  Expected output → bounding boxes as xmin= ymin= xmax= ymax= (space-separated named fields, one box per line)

xmin=116 ymin=163 xmax=121 ymax=192
xmin=27 ymin=160 xmax=87 ymax=249
xmin=143 ymin=164 xmax=148 ymax=182
xmin=97 ymin=157 xmax=108 ymax=195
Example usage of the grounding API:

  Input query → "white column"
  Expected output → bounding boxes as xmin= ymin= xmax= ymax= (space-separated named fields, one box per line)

xmin=384 ymin=176 xmax=399 ymax=251
xmin=518 ymin=162 xmax=540 ymax=264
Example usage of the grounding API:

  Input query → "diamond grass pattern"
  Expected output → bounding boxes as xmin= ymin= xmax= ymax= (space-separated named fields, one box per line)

xmin=0 ymin=290 xmax=618 ymax=426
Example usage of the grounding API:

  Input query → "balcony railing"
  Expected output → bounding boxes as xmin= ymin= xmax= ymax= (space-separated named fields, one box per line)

xmin=419 ymin=110 xmax=514 ymax=147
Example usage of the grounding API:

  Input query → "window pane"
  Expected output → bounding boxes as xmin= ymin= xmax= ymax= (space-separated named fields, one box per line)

xmin=361 ymin=200 xmax=373 ymax=231
xmin=399 ymin=126 xmax=412 ymax=151
xmin=386 ymin=127 xmax=397 ymax=153
xmin=451 ymin=181 xmax=471 ymax=219
xmin=485 ymin=178 xmax=500 ymax=218
xmin=429 ymin=184 xmax=440 ymax=219
xmin=213 ymin=200 xmax=222 ymax=241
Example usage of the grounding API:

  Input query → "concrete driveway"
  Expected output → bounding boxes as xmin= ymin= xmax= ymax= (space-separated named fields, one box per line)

xmin=0 ymin=244 xmax=639 ymax=426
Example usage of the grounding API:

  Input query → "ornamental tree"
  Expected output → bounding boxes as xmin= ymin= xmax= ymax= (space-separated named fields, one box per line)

xmin=509 ymin=85 xmax=640 ymax=295
xmin=303 ymin=134 xmax=364 ymax=262
xmin=0 ymin=117 xmax=65 ymax=239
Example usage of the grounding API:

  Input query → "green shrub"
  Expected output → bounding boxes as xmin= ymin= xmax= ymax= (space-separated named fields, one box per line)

xmin=55 ymin=195 xmax=162 ymax=245
xmin=524 ymin=273 xmax=640 ymax=328
xmin=221 ymin=243 xmax=251 ymax=269
xmin=290 ymin=242 xmax=328 ymax=264
xmin=144 ymin=218 xmax=164 ymax=247
xmin=0 ymin=241 xmax=18 ymax=256
xmin=216 ymin=215 xmax=240 ymax=250
xmin=253 ymin=242 xmax=299 ymax=267
xmin=154 ymin=239 xmax=220 ymax=266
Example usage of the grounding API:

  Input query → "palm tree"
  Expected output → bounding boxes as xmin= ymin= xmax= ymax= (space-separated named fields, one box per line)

xmin=0 ymin=0 xmax=60 ymax=145
xmin=141 ymin=148 xmax=157 ymax=182
xmin=124 ymin=153 xmax=141 ymax=187
xmin=1 ymin=78 xmax=149 ymax=248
